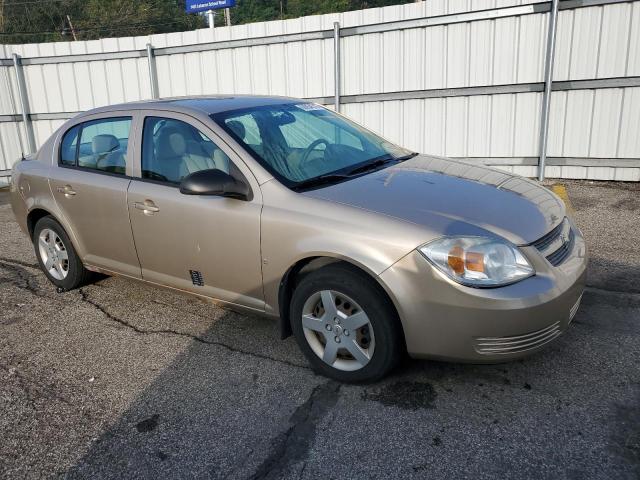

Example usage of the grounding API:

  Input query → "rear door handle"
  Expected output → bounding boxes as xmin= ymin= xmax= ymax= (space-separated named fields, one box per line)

xmin=57 ymin=185 xmax=76 ymax=197
xmin=133 ymin=200 xmax=160 ymax=215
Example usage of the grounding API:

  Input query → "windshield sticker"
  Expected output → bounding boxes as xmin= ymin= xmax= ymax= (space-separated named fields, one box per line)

xmin=295 ymin=103 xmax=325 ymax=112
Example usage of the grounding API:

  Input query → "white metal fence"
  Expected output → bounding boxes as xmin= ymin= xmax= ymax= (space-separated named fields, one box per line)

xmin=1 ymin=0 xmax=639 ymax=184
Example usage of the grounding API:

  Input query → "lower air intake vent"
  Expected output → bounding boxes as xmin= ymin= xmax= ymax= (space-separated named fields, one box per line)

xmin=474 ymin=321 xmax=562 ymax=355
xmin=190 ymin=270 xmax=204 ymax=286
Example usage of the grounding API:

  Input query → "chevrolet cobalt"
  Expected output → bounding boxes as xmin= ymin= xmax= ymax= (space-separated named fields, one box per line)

xmin=10 ymin=96 xmax=587 ymax=382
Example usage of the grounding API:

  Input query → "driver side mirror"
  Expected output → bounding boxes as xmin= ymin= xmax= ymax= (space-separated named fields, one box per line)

xmin=179 ymin=169 xmax=251 ymax=200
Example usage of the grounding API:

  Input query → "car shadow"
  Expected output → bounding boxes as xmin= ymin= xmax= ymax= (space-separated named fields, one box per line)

xmin=61 ymin=257 xmax=639 ymax=478
xmin=0 ymin=228 xmax=637 ymax=478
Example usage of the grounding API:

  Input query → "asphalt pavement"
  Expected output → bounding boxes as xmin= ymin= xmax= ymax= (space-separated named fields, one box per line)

xmin=0 ymin=181 xmax=638 ymax=479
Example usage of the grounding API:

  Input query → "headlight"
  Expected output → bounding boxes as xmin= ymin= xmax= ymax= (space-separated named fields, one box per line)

xmin=419 ymin=236 xmax=534 ymax=287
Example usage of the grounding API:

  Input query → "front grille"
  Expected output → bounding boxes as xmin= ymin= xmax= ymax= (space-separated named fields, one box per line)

xmin=531 ymin=218 xmax=573 ymax=267
xmin=546 ymin=230 xmax=574 ymax=266
xmin=531 ymin=221 xmax=564 ymax=252
xmin=474 ymin=321 xmax=562 ymax=355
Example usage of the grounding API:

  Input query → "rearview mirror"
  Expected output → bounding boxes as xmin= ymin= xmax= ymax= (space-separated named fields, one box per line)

xmin=179 ymin=169 xmax=250 ymax=200
xmin=273 ymin=111 xmax=296 ymax=125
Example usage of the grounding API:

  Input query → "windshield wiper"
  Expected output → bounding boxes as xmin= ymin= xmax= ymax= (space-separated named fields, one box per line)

xmin=396 ymin=152 xmax=419 ymax=161
xmin=345 ymin=152 xmax=418 ymax=176
xmin=292 ymin=152 xmax=418 ymax=191
xmin=292 ymin=173 xmax=352 ymax=191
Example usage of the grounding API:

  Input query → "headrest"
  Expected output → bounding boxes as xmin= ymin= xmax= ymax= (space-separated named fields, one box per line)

xmin=157 ymin=128 xmax=187 ymax=158
xmin=168 ymin=132 xmax=187 ymax=156
xmin=227 ymin=120 xmax=246 ymax=141
xmin=92 ymin=134 xmax=119 ymax=154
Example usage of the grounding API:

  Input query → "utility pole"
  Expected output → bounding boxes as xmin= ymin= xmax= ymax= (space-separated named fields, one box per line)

xmin=224 ymin=8 xmax=231 ymax=26
xmin=207 ymin=9 xmax=215 ymax=29
xmin=66 ymin=15 xmax=78 ymax=41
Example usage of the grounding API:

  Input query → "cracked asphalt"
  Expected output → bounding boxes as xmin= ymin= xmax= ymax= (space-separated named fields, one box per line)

xmin=0 ymin=180 xmax=639 ymax=479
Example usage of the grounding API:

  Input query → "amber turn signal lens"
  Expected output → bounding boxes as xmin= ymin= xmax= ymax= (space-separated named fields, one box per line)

xmin=465 ymin=252 xmax=485 ymax=272
xmin=447 ymin=245 xmax=465 ymax=275
xmin=420 ymin=236 xmax=534 ymax=287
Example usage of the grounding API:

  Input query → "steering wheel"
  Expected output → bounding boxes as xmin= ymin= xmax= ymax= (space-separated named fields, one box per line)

xmin=300 ymin=139 xmax=331 ymax=169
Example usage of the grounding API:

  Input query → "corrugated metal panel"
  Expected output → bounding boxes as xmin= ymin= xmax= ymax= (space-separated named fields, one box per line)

xmin=589 ymin=88 xmax=623 ymax=157
xmin=568 ymin=7 xmax=602 ymax=80
xmin=493 ymin=15 xmax=519 ymax=84
xmin=467 ymin=95 xmax=492 ymax=157
xmin=597 ymin=3 xmax=633 ymax=77
xmin=342 ymin=92 xmax=542 ymax=159
xmin=629 ymin=2 xmax=640 ymax=76
xmin=0 ymin=65 xmax=19 ymax=116
xmin=0 ymin=121 xmax=26 ymax=170
xmin=32 ymin=119 xmax=64 ymax=148
xmin=546 ymin=86 xmax=640 ymax=160
xmin=554 ymin=3 xmax=638 ymax=81
xmin=561 ymin=89 xmax=594 ymax=157
xmin=0 ymin=0 xmax=638 ymax=180
xmin=342 ymin=9 xmax=549 ymax=96
xmin=618 ymin=87 xmax=640 ymax=158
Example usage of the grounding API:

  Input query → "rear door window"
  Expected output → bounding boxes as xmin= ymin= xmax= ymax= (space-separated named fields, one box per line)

xmin=78 ymin=118 xmax=131 ymax=175
xmin=59 ymin=117 xmax=131 ymax=176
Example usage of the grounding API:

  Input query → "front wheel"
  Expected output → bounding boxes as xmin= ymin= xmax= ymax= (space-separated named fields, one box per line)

xmin=33 ymin=216 xmax=92 ymax=291
xmin=290 ymin=264 xmax=403 ymax=383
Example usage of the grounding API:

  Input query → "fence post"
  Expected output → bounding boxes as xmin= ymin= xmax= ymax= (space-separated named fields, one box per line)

xmin=12 ymin=53 xmax=36 ymax=154
xmin=146 ymin=44 xmax=159 ymax=99
xmin=333 ymin=21 xmax=341 ymax=112
xmin=537 ymin=0 xmax=559 ymax=181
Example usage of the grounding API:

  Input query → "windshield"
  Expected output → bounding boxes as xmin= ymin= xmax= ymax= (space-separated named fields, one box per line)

xmin=211 ymin=102 xmax=413 ymax=189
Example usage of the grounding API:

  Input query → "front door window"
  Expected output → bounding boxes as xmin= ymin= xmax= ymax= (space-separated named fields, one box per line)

xmin=141 ymin=117 xmax=231 ymax=185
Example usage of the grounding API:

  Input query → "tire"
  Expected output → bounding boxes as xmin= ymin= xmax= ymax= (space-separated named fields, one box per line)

xmin=290 ymin=263 xmax=403 ymax=383
xmin=33 ymin=216 xmax=92 ymax=291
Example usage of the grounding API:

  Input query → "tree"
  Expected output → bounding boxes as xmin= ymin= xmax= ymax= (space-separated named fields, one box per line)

xmin=229 ymin=0 xmax=414 ymax=24
xmin=0 ymin=0 xmax=414 ymax=44
xmin=0 ymin=0 xmax=204 ymax=43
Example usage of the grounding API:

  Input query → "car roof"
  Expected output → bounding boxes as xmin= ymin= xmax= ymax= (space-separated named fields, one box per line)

xmin=77 ymin=95 xmax=303 ymax=119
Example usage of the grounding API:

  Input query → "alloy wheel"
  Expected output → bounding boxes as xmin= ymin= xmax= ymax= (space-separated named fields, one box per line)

xmin=38 ymin=228 xmax=69 ymax=280
xmin=301 ymin=290 xmax=375 ymax=371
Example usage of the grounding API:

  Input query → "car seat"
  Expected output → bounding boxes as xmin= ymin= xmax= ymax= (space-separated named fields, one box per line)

xmin=78 ymin=134 xmax=121 ymax=170
xmin=95 ymin=135 xmax=127 ymax=174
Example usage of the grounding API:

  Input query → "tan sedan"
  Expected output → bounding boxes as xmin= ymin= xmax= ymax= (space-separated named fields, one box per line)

xmin=10 ymin=96 xmax=587 ymax=382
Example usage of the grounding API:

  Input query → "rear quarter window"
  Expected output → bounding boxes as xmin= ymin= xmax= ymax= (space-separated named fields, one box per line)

xmin=60 ymin=125 xmax=80 ymax=166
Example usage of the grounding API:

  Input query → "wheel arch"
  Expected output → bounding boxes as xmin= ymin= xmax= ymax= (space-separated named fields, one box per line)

xmin=26 ymin=207 xmax=83 ymax=260
xmin=277 ymin=255 xmax=406 ymax=344
xmin=27 ymin=207 xmax=56 ymax=239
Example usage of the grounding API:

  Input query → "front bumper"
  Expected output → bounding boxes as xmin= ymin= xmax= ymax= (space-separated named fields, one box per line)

xmin=379 ymin=223 xmax=588 ymax=362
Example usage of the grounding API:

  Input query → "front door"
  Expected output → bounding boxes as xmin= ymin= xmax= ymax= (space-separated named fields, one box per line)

xmin=127 ymin=113 xmax=264 ymax=310
xmin=49 ymin=115 xmax=141 ymax=278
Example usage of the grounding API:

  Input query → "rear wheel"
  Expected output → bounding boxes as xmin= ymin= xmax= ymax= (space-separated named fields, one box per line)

xmin=290 ymin=264 xmax=403 ymax=382
xmin=33 ymin=216 xmax=91 ymax=291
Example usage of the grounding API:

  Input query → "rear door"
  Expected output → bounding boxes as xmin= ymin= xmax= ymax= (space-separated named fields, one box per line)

xmin=49 ymin=114 xmax=141 ymax=278
xmin=127 ymin=111 xmax=264 ymax=310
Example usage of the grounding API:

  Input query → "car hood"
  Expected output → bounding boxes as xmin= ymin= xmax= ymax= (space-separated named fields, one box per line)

xmin=302 ymin=155 xmax=565 ymax=245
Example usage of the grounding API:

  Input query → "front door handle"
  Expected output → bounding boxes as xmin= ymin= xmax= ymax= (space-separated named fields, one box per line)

xmin=133 ymin=200 xmax=160 ymax=215
xmin=57 ymin=185 xmax=76 ymax=197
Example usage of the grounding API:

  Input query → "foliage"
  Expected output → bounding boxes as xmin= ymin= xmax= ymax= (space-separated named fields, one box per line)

xmin=0 ymin=0 xmax=414 ymax=44
xmin=0 ymin=0 xmax=204 ymax=44
xmin=230 ymin=0 xmax=414 ymax=24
